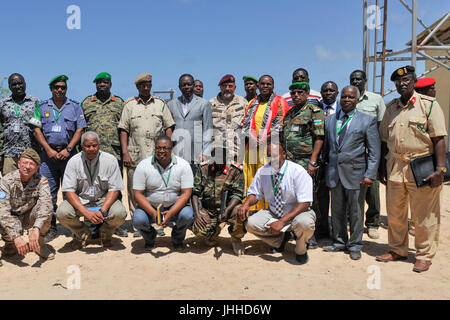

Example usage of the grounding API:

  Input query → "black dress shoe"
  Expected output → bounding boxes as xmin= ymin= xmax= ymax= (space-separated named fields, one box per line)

xmin=114 ymin=227 xmax=128 ymax=237
xmin=271 ymin=232 xmax=290 ymax=253
xmin=349 ymin=251 xmax=362 ymax=260
xmin=44 ymin=226 xmax=58 ymax=243
xmin=306 ymin=235 xmax=318 ymax=250
xmin=323 ymin=245 xmax=345 ymax=252
xmin=295 ymin=252 xmax=309 ymax=265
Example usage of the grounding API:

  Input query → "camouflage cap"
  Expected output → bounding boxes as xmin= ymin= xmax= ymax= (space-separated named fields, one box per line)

xmin=135 ymin=73 xmax=152 ymax=84
xmin=49 ymin=75 xmax=69 ymax=86
xmin=289 ymin=82 xmax=310 ymax=92
xmin=93 ymin=72 xmax=112 ymax=83
xmin=21 ymin=148 xmax=41 ymax=165
xmin=390 ymin=65 xmax=415 ymax=81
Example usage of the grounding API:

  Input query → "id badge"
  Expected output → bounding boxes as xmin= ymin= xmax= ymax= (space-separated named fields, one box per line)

xmin=292 ymin=125 xmax=299 ymax=132
xmin=51 ymin=125 xmax=62 ymax=133
xmin=13 ymin=124 xmax=21 ymax=133
xmin=164 ymin=193 xmax=170 ymax=202
xmin=88 ymin=186 xmax=96 ymax=197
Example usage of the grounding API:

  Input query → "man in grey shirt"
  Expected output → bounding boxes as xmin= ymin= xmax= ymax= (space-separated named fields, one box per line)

xmin=56 ymin=131 xmax=127 ymax=249
xmin=132 ymin=135 xmax=194 ymax=250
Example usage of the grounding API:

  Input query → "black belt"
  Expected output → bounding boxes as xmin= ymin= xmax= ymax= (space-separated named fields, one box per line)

xmin=50 ymin=144 xmax=67 ymax=152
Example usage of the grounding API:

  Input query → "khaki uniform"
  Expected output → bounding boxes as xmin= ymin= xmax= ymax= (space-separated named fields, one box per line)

xmin=118 ymin=96 xmax=175 ymax=212
xmin=380 ymin=91 xmax=447 ymax=261
xmin=0 ymin=170 xmax=53 ymax=242
xmin=210 ymin=94 xmax=247 ymax=162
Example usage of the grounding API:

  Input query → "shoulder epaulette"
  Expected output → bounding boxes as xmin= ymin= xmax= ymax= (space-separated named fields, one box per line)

xmin=124 ymin=97 xmax=136 ymax=105
xmin=81 ymin=96 xmax=93 ymax=104
xmin=231 ymin=162 xmax=243 ymax=170
xmin=417 ymin=92 xmax=436 ymax=102
xmin=113 ymin=95 xmax=124 ymax=102
xmin=68 ymin=98 xmax=80 ymax=104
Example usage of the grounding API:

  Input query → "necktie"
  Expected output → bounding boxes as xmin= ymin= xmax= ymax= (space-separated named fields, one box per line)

xmin=338 ymin=113 xmax=349 ymax=145
xmin=273 ymin=171 xmax=284 ymax=218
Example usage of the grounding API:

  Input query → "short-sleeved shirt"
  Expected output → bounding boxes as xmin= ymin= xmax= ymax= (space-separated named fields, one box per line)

xmin=0 ymin=170 xmax=52 ymax=239
xmin=193 ymin=162 xmax=244 ymax=213
xmin=133 ymin=154 xmax=193 ymax=208
xmin=0 ymin=95 xmax=41 ymax=157
xmin=81 ymin=94 xmax=124 ymax=160
xmin=356 ymin=91 xmax=386 ymax=122
xmin=30 ymin=97 xmax=87 ymax=146
xmin=118 ymin=96 xmax=175 ymax=166
xmin=380 ymin=91 xmax=447 ymax=183
xmin=247 ymin=160 xmax=313 ymax=216
xmin=62 ymin=151 xmax=124 ymax=206
xmin=283 ymin=102 xmax=325 ymax=169
xmin=210 ymin=94 xmax=247 ymax=158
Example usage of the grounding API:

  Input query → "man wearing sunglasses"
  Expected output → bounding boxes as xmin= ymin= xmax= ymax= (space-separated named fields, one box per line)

xmin=30 ymin=75 xmax=86 ymax=243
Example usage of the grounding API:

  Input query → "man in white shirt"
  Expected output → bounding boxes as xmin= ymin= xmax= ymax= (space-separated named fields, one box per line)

xmin=282 ymin=68 xmax=322 ymax=107
xmin=238 ymin=135 xmax=316 ymax=264
xmin=132 ymin=135 xmax=194 ymax=250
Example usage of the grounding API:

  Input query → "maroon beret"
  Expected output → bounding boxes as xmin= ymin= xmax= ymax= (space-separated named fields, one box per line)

xmin=218 ymin=74 xmax=235 ymax=86
xmin=415 ymin=78 xmax=436 ymax=88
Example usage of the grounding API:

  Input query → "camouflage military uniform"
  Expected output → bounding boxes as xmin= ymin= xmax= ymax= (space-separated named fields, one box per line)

xmin=0 ymin=170 xmax=53 ymax=242
xmin=192 ymin=163 xmax=245 ymax=240
xmin=283 ymin=102 xmax=325 ymax=169
xmin=81 ymin=94 xmax=124 ymax=161
xmin=210 ymin=94 xmax=247 ymax=163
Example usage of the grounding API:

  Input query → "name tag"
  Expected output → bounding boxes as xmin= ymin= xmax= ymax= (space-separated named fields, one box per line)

xmin=292 ymin=124 xmax=300 ymax=132
xmin=88 ymin=186 xmax=96 ymax=197
xmin=51 ymin=125 xmax=62 ymax=133
xmin=13 ymin=124 xmax=21 ymax=133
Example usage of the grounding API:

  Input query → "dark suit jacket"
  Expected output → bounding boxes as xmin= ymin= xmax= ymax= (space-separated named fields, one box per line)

xmin=168 ymin=95 xmax=213 ymax=163
xmin=324 ymin=109 xmax=380 ymax=190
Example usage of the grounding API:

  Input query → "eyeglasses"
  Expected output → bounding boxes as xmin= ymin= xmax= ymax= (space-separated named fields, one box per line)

xmin=53 ymin=85 xmax=67 ymax=90
xmin=155 ymin=146 xmax=172 ymax=151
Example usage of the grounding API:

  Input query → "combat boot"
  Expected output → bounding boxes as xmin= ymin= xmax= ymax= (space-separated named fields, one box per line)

xmin=35 ymin=236 xmax=55 ymax=260
xmin=100 ymin=226 xmax=114 ymax=248
xmin=70 ymin=230 xmax=91 ymax=250
xmin=2 ymin=241 xmax=17 ymax=257
xmin=231 ymin=236 xmax=244 ymax=256
xmin=205 ymin=226 xmax=221 ymax=246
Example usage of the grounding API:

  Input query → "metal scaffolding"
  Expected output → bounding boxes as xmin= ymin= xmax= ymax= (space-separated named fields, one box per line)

xmin=363 ymin=0 xmax=450 ymax=97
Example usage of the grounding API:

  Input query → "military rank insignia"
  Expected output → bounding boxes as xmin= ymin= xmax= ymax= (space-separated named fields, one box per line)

xmin=45 ymin=112 xmax=50 ymax=118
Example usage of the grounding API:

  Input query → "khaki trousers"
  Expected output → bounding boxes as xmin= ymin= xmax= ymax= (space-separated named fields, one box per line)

xmin=386 ymin=181 xmax=441 ymax=261
xmin=127 ymin=167 xmax=137 ymax=214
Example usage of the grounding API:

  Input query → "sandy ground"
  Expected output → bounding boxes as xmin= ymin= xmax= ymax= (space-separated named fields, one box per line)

xmin=1 ymin=175 xmax=449 ymax=300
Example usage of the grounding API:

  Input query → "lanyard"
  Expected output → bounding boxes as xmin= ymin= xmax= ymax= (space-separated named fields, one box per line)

xmin=336 ymin=114 xmax=353 ymax=136
xmin=52 ymin=107 xmax=63 ymax=123
xmin=157 ymin=166 xmax=173 ymax=188
xmin=85 ymin=158 xmax=100 ymax=183
xmin=271 ymin=162 xmax=288 ymax=196
xmin=14 ymin=102 xmax=23 ymax=118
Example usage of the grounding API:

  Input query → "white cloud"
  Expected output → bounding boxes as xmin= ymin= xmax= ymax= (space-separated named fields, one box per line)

xmin=315 ymin=45 xmax=337 ymax=61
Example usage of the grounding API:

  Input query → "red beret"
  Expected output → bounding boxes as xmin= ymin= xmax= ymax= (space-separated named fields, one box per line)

xmin=415 ymin=78 xmax=436 ymax=88
xmin=218 ymin=74 xmax=235 ymax=86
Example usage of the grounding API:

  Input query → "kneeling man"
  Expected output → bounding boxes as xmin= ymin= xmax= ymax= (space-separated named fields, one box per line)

xmin=0 ymin=149 xmax=54 ymax=264
xmin=56 ymin=131 xmax=126 ymax=248
xmin=238 ymin=135 xmax=316 ymax=264
xmin=132 ymin=135 xmax=194 ymax=250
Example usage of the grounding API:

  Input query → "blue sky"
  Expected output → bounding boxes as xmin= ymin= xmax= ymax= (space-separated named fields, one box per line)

xmin=0 ymin=0 xmax=448 ymax=102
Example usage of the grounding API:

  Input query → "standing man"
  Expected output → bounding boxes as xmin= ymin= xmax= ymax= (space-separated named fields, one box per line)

xmin=376 ymin=66 xmax=447 ymax=273
xmin=415 ymin=78 xmax=436 ymax=97
xmin=118 ymin=73 xmax=175 ymax=218
xmin=323 ymin=86 xmax=380 ymax=260
xmin=194 ymin=80 xmax=204 ymax=98
xmin=283 ymin=82 xmax=325 ymax=248
xmin=242 ymin=76 xmax=258 ymax=103
xmin=132 ymin=135 xmax=194 ymax=250
xmin=168 ymin=74 xmax=213 ymax=172
xmin=0 ymin=149 xmax=54 ymax=265
xmin=31 ymin=75 xmax=86 ymax=243
xmin=241 ymin=75 xmax=289 ymax=211
xmin=0 ymin=73 xmax=40 ymax=175
xmin=192 ymin=144 xmax=246 ymax=256
xmin=282 ymin=68 xmax=322 ymax=107
xmin=238 ymin=137 xmax=316 ymax=265
xmin=81 ymin=72 xmax=128 ymax=237
xmin=350 ymin=70 xmax=386 ymax=239
xmin=56 ymin=132 xmax=127 ymax=249
xmin=210 ymin=74 xmax=247 ymax=163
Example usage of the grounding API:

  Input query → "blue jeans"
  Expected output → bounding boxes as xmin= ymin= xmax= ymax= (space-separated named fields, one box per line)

xmin=132 ymin=205 xmax=194 ymax=246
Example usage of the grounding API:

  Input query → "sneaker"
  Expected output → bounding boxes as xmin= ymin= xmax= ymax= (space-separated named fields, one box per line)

xmin=295 ymin=252 xmax=309 ymax=264
xmin=367 ymin=228 xmax=380 ymax=239
xmin=44 ymin=226 xmax=58 ymax=243
xmin=349 ymin=251 xmax=362 ymax=260
xmin=114 ymin=227 xmax=128 ymax=237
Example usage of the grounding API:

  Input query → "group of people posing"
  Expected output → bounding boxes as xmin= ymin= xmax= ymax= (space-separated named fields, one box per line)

xmin=0 ymin=65 xmax=445 ymax=273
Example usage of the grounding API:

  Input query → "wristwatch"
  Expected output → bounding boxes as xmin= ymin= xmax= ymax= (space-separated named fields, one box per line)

xmin=437 ymin=166 xmax=447 ymax=174
xmin=66 ymin=146 xmax=73 ymax=153
xmin=99 ymin=208 xmax=107 ymax=217
xmin=309 ymin=161 xmax=319 ymax=168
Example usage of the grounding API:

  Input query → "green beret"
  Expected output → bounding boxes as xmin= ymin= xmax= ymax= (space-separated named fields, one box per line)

xmin=243 ymin=75 xmax=258 ymax=83
xmin=390 ymin=65 xmax=415 ymax=81
xmin=289 ymin=82 xmax=310 ymax=91
xmin=49 ymin=75 xmax=69 ymax=86
xmin=93 ymin=72 xmax=112 ymax=83
xmin=21 ymin=148 xmax=41 ymax=165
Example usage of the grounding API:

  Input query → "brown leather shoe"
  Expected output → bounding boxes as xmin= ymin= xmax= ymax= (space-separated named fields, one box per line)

xmin=413 ymin=260 xmax=431 ymax=273
xmin=376 ymin=251 xmax=407 ymax=262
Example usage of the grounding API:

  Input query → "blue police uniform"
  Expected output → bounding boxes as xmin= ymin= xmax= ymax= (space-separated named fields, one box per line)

xmin=31 ymin=97 xmax=87 ymax=211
